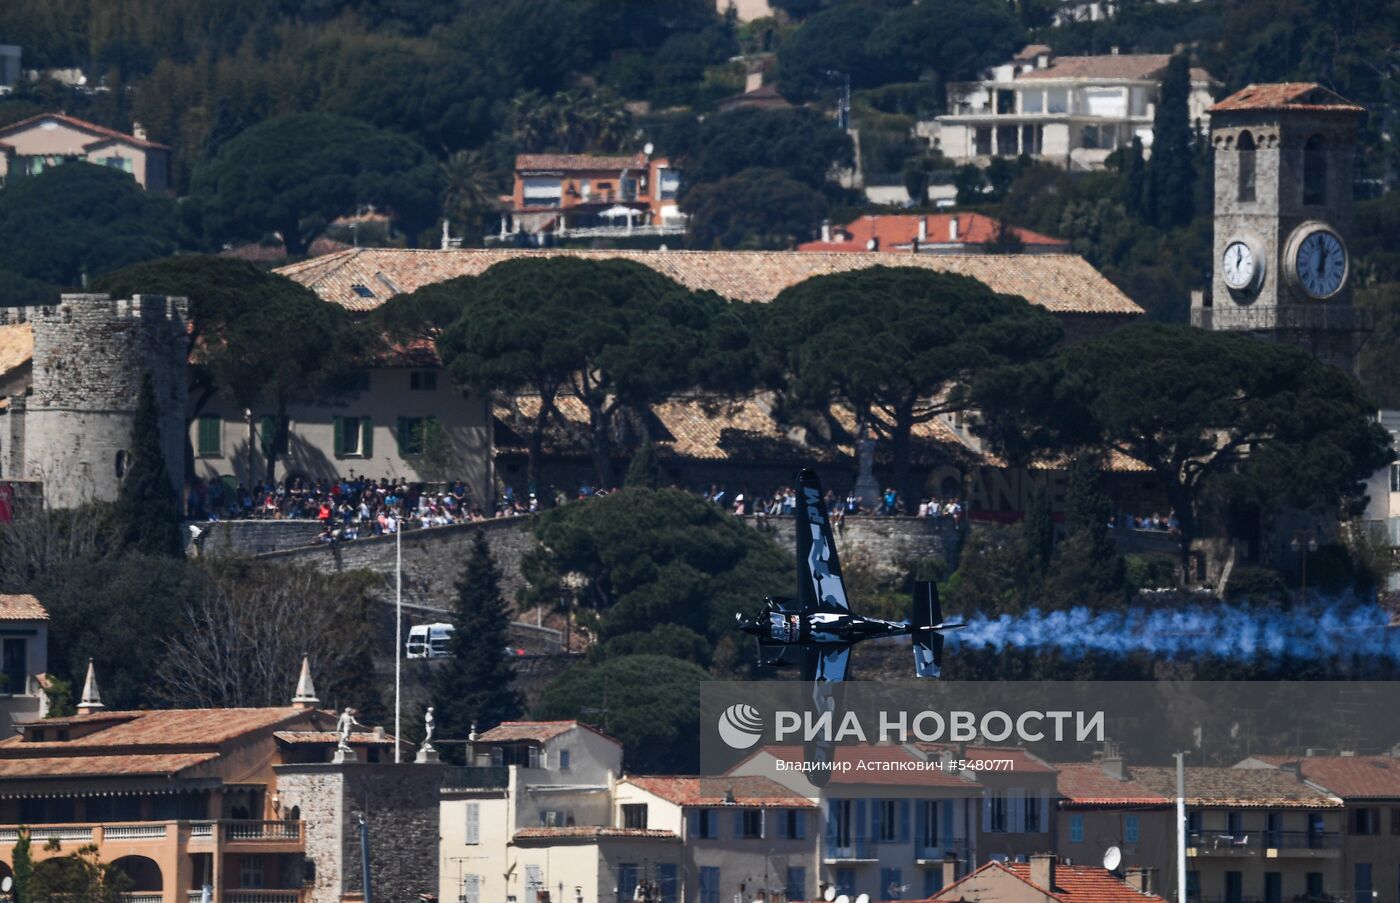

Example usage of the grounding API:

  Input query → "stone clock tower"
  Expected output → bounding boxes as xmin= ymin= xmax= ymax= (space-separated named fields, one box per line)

xmin=1195 ymin=83 xmax=1367 ymax=370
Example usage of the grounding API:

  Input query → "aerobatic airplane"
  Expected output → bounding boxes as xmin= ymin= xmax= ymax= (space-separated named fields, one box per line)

xmin=736 ymin=468 xmax=965 ymax=683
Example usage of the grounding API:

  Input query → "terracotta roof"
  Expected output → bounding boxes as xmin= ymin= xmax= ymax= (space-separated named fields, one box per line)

xmin=1130 ymin=766 xmax=1341 ymax=808
xmin=0 ymin=752 xmax=217 ymax=780
xmin=1243 ymin=755 xmax=1400 ymax=800
xmin=622 ymin=775 xmax=817 ymax=808
xmin=796 ymin=214 xmax=1068 ymax=253
xmin=274 ymin=249 xmax=1144 ymax=316
xmin=516 ymin=152 xmax=647 ymax=172
xmin=1015 ymin=44 xmax=1054 ymax=61
xmin=273 ymin=731 xmax=397 ymax=746
xmin=0 ymin=708 xmax=315 ymax=753
xmin=0 ymin=595 xmax=47 ymax=621
xmin=476 ymin=720 xmax=618 ymax=745
xmin=1052 ymin=763 xmax=1171 ymax=806
xmin=0 ymin=323 xmax=33 ymax=379
xmin=1210 ymin=83 xmax=1364 ymax=113
xmin=746 ymin=745 xmax=981 ymax=788
xmin=0 ymin=112 xmax=171 ymax=151
xmin=1017 ymin=54 xmax=1212 ymax=84
xmin=512 ymin=826 xmax=679 ymax=842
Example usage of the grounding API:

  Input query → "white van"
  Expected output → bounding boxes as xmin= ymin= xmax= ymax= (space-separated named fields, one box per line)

xmin=406 ymin=622 xmax=454 ymax=659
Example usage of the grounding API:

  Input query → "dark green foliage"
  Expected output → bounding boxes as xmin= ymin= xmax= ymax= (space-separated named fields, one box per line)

xmin=974 ymin=324 xmax=1395 ymax=582
xmin=677 ymin=107 xmax=854 ymax=190
xmin=683 ymin=168 xmax=830 ymax=250
xmin=433 ymin=532 xmax=523 ymax=760
xmin=1122 ymin=136 xmax=1147 ymax=217
xmin=34 ymin=553 xmax=199 ymax=710
xmin=0 ymin=163 xmax=180 ymax=286
xmin=12 ymin=828 xmax=32 ymax=903
xmin=625 ymin=444 xmax=663 ymax=489
xmin=0 ymin=270 xmax=62 ymax=306
xmin=767 ymin=267 xmax=1062 ymax=502
xmin=521 ymin=487 xmax=789 ymax=656
xmin=26 ymin=843 xmax=131 ymax=903
xmin=1147 ymin=54 xmax=1195 ymax=228
xmin=866 ymin=0 xmax=1024 ymax=85
xmin=777 ymin=4 xmax=889 ymax=101
xmin=1223 ymin=564 xmax=1289 ymax=603
xmin=533 ymin=653 xmax=710 ymax=773
xmin=192 ymin=113 xmax=440 ymax=255
xmin=598 ymin=624 xmax=711 ymax=668
xmin=942 ymin=526 xmax=1028 ymax=616
xmin=1043 ymin=457 xmax=1127 ymax=608
xmin=1357 ymin=285 xmax=1400 ymax=408
xmin=113 ymin=374 xmax=183 ymax=558
xmin=1021 ymin=483 xmax=1055 ymax=575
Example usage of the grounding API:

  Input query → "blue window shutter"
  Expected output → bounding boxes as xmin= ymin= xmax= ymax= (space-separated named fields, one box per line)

xmin=942 ymin=800 xmax=955 ymax=846
xmin=688 ymin=810 xmax=699 ymax=838
xmin=826 ymin=801 xmax=838 ymax=843
xmin=733 ymin=810 xmax=743 ymax=838
xmin=796 ymin=810 xmax=806 ymax=839
xmin=855 ymin=798 xmax=868 ymax=841
xmin=899 ymin=800 xmax=911 ymax=844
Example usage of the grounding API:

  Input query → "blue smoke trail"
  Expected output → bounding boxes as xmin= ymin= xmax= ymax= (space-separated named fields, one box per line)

xmin=948 ymin=600 xmax=1400 ymax=661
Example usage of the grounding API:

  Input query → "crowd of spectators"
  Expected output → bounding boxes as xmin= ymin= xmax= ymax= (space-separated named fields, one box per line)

xmin=1114 ymin=511 xmax=1179 ymax=533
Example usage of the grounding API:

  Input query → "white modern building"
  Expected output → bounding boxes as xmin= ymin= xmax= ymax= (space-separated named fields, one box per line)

xmin=925 ymin=46 xmax=1217 ymax=171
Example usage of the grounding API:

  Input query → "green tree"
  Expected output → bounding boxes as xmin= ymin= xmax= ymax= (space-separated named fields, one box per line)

xmin=1122 ymin=136 xmax=1147 ymax=217
xmin=520 ymin=487 xmax=789 ymax=654
xmin=973 ymin=324 xmax=1395 ymax=582
xmin=0 ymin=162 xmax=180 ymax=286
xmin=13 ymin=827 xmax=33 ymax=903
xmin=192 ymin=113 xmax=441 ymax=255
xmin=1358 ymin=285 xmax=1400 ymax=408
xmin=1021 ymin=481 xmax=1055 ymax=577
xmin=768 ymin=267 xmax=1063 ymax=504
xmin=433 ymin=531 xmax=523 ymax=760
xmin=624 ymin=443 xmax=663 ymax=489
xmin=683 ymin=168 xmax=829 ymax=250
xmin=113 ymin=373 xmax=183 ymax=557
xmin=866 ymin=0 xmax=1024 ymax=85
xmin=26 ymin=843 xmax=130 ymax=903
xmin=440 ymin=149 xmax=501 ymax=244
xmin=677 ymin=107 xmax=854 ymax=190
xmin=1043 ymin=455 xmax=1126 ymax=609
xmin=533 ymin=653 xmax=710 ymax=773
xmin=776 ymin=4 xmax=888 ymax=101
xmin=97 ymin=255 xmax=367 ymax=485
xmin=1147 ymin=54 xmax=1196 ymax=228
xmin=510 ymin=87 xmax=633 ymax=153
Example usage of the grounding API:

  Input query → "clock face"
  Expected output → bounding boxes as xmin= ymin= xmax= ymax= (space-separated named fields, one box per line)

xmin=1293 ymin=228 xmax=1347 ymax=299
xmin=1221 ymin=241 xmax=1258 ymax=291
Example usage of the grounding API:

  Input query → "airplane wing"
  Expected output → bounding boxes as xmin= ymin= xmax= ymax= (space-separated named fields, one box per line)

xmin=795 ymin=468 xmax=851 ymax=614
xmin=801 ymin=643 xmax=853 ymax=683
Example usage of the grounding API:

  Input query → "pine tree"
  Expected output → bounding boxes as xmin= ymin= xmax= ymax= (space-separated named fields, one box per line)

xmin=624 ymin=443 xmax=662 ymax=489
xmin=432 ymin=531 xmax=523 ymax=763
xmin=1043 ymin=455 xmax=1127 ymax=610
xmin=1147 ymin=54 xmax=1196 ymax=228
xmin=1021 ymin=482 xmax=1055 ymax=578
xmin=113 ymin=372 xmax=183 ymax=557
xmin=1123 ymin=136 xmax=1147 ymax=216
xmin=12 ymin=827 xmax=32 ymax=903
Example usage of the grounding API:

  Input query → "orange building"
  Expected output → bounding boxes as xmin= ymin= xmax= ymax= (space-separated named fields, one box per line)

xmin=0 ymin=661 xmax=402 ymax=903
xmin=497 ymin=152 xmax=686 ymax=243
xmin=798 ymin=213 xmax=1070 ymax=254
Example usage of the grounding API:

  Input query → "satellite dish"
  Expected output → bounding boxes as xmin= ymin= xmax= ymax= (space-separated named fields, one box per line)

xmin=1103 ymin=846 xmax=1122 ymax=872
xmin=644 ymin=142 xmax=655 ymax=156
xmin=856 ymin=894 xmax=871 ymax=903
xmin=835 ymin=895 xmax=850 ymax=903
xmin=2 ymin=877 xmax=13 ymax=893
xmin=824 ymin=888 xmax=837 ymax=902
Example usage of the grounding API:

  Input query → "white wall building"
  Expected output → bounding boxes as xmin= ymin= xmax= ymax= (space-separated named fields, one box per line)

xmin=1363 ymin=410 xmax=1400 ymax=588
xmin=926 ymin=46 xmax=1217 ymax=171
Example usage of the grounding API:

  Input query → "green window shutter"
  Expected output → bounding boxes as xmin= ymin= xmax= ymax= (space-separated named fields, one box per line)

xmin=333 ymin=417 xmax=345 ymax=458
xmin=197 ymin=416 xmax=220 ymax=457
xmin=260 ymin=415 xmax=274 ymax=456
xmin=396 ymin=417 xmax=409 ymax=455
xmin=361 ymin=417 xmax=373 ymax=459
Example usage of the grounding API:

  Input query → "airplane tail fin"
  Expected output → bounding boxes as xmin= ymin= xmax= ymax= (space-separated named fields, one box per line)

xmin=911 ymin=580 xmax=946 ymax=678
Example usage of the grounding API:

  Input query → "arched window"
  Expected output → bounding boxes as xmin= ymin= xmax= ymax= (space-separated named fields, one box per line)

xmin=1303 ymin=134 xmax=1326 ymax=205
xmin=115 ymin=450 xmax=128 ymax=479
xmin=1237 ymin=131 xmax=1256 ymax=202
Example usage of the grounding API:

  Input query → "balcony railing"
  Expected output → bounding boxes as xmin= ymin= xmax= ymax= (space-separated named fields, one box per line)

xmin=104 ymin=824 xmax=168 ymax=841
xmin=190 ymin=822 xmax=215 ymax=840
xmin=824 ymin=839 xmax=879 ymax=861
xmin=1189 ymin=831 xmax=1259 ymax=852
xmin=224 ymin=892 xmax=301 ymax=903
xmin=222 ymin=821 xmax=301 ymax=842
xmin=0 ymin=826 xmax=94 ymax=843
xmin=443 ymin=766 xmax=509 ymax=790
xmin=1266 ymin=831 xmax=1341 ymax=850
xmin=121 ymin=894 xmax=163 ymax=903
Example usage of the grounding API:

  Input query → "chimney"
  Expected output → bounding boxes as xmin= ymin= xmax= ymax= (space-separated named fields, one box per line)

xmin=949 ymin=216 xmax=960 ymax=242
xmin=942 ymin=855 xmax=959 ymax=889
xmin=291 ymin=655 xmax=320 ymax=709
xmin=821 ymin=220 xmax=832 ymax=243
xmin=918 ymin=216 xmax=928 ymax=242
xmin=1110 ymin=46 xmax=1120 ymax=55
xmin=1029 ymin=853 xmax=1056 ymax=891
xmin=1124 ymin=868 xmax=1157 ymax=895
xmin=132 ymin=121 xmax=147 ymax=141
xmin=1101 ymin=740 xmax=1126 ymax=780
xmin=78 ymin=659 xmax=104 ymax=714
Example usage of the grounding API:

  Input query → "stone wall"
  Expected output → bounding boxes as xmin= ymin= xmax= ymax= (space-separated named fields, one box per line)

xmin=750 ymin=513 xmax=962 ymax=572
xmin=192 ymin=519 xmax=329 ymax=556
xmin=275 ymin=763 xmax=445 ymax=903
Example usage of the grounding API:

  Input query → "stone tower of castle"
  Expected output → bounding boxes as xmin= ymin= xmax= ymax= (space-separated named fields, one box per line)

xmin=1197 ymin=83 xmax=1367 ymax=370
xmin=1 ymin=294 xmax=189 ymax=509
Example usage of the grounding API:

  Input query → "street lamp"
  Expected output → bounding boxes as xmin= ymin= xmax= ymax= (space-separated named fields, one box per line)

xmin=1291 ymin=533 xmax=1319 ymax=606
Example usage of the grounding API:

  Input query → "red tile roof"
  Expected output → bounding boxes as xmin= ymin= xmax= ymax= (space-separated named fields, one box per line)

xmin=0 ymin=752 xmax=218 ymax=780
xmin=1053 ymin=763 xmax=1171 ymax=807
xmin=1243 ymin=756 xmax=1400 ymax=800
xmin=273 ymin=731 xmax=398 ymax=746
xmin=275 ymin=249 xmax=1144 ymax=316
xmin=0 ymin=112 xmax=171 ymax=150
xmin=516 ymin=153 xmax=648 ymax=172
xmin=797 ymin=214 xmax=1068 ymax=254
xmin=622 ymin=775 xmax=816 ymax=808
xmin=512 ymin=826 xmax=679 ymax=842
xmin=477 ymin=720 xmax=618 ymax=745
xmin=1129 ymin=766 xmax=1341 ymax=809
xmin=1210 ymin=83 xmax=1364 ymax=114
xmin=934 ymin=861 xmax=1167 ymax=903
xmin=912 ymin=744 xmax=1058 ymax=774
xmin=1016 ymin=54 xmax=1211 ymax=84
xmin=0 ymin=594 xmax=47 ymax=621
xmin=0 ymin=708 xmax=316 ymax=753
